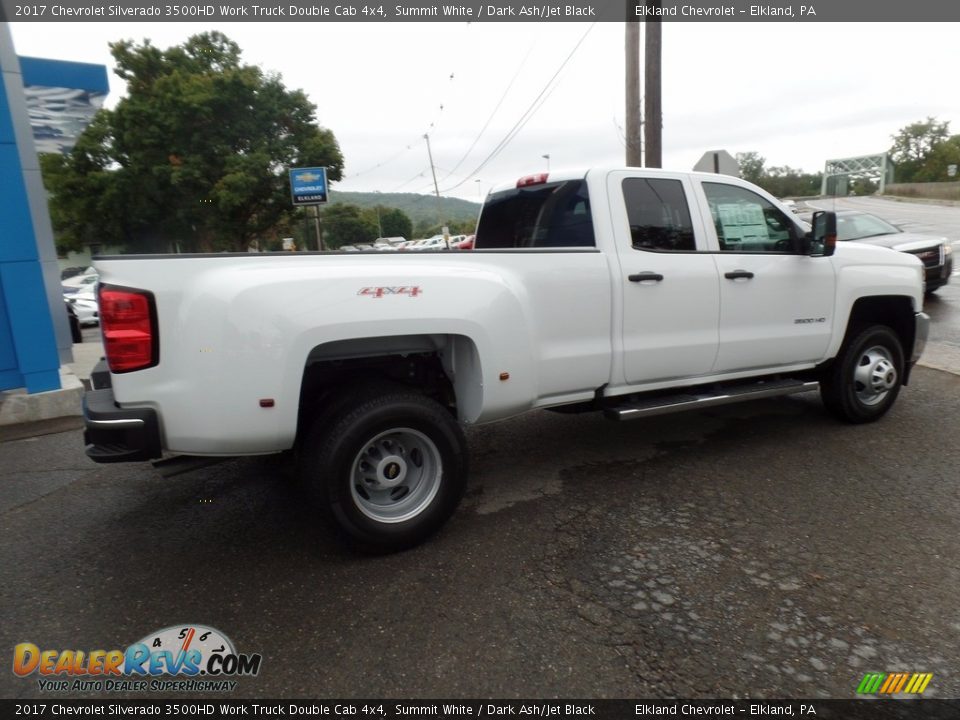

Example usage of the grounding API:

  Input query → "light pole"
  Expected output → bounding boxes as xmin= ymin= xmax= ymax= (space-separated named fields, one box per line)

xmin=475 ymin=179 xmax=482 ymax=202
xmin=424 ymin=133 xmax=448 ymax=249
xmin=542 ymin=154 xmax=551 ymax=172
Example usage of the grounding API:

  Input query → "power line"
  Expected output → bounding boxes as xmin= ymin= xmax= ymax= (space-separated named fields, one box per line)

xmin=346 ymin=143 xmax=416 ymax=180
xmin=339 ymin=25 xmax=471 ymax=184
xmin=437 ymin=43 xmax=537 ymax=183
xmin=391 ymin=168 xmax=430 ymax=192
xmin=440 ymin=22 xmax=597 ymax=193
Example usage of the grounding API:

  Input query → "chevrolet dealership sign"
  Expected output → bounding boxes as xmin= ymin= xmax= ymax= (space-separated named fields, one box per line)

xmin=289 ymin=167 xmax=328 ymax=206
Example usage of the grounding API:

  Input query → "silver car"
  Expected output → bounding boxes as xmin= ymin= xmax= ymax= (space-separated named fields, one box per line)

xmin=830 ymin=211 xmax=953 ymax=293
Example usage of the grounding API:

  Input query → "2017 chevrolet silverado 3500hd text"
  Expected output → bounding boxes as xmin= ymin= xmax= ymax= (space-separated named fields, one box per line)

xmin=82 ymin=168 xmax=929 ymax=551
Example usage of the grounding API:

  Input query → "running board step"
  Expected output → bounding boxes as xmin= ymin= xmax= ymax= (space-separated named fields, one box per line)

xmin=605 ymin=379 xmax=819 ymax=421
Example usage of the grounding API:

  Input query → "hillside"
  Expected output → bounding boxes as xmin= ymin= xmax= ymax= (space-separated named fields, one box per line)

xmin=328 ymin=190 xmax=481 ymax=228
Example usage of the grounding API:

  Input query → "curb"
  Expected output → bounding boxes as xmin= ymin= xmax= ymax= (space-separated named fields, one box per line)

xmin=916 ymin=340 xmax=960 ymax=378
xmin=0 ymin=368 xmax=83 ymax=427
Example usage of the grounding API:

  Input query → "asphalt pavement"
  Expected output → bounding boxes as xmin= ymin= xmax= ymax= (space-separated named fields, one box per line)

xmin=1 ymin=365 xmax=959 ymax=700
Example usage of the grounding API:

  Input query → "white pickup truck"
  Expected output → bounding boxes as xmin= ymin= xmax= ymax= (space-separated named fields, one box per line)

xmin=83 ymin=168 xmax=929 ymax=551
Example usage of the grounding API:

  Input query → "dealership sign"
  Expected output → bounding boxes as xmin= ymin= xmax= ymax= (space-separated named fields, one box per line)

xmin=289 ymin=167 xmax=328 ymax=206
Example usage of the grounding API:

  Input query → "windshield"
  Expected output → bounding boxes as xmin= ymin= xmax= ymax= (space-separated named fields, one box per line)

xmin=836 ymin=213 xmax=900 ymax=241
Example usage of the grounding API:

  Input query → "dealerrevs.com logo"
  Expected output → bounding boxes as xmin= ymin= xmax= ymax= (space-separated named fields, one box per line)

xmin=13 ymin=624 xmax=262 ymax=693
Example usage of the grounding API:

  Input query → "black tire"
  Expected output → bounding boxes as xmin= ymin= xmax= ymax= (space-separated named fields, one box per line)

xmin=65 ymin=301 xmax=83 ymax=343
xmin=298 ymin=388 xmax=467 ymax=552
xmin=820 ymin=325 xmax=905 ymax=424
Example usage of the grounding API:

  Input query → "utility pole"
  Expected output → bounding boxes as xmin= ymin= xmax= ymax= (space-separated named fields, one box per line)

xmin=424 ymin=133 xmax=449 ymax=249
xmin=643 ymin=9 xmax=663 ymax=168
xmin=625 ymin=22 xmax=642 ymax=167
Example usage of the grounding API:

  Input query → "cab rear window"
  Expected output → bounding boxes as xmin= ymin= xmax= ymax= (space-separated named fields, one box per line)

xmin=475 ymin=180 xmax=595 ymax=249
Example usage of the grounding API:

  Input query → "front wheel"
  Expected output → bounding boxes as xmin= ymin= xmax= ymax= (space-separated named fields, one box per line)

xmin=820 ymin=325 xmax=905 ymax=423
xmin=299 ymin=389 xmax=467 ymax=552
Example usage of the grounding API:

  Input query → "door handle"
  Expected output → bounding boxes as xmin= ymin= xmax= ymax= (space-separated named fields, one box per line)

xmin=724 ymin=270 xmax=754 ymax=280
xmin=628 ymin=272 xmax=664 ymax=283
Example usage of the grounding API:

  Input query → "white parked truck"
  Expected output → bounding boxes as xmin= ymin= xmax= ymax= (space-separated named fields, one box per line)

xmin=83 ymin=168 xmax=929 ymax=551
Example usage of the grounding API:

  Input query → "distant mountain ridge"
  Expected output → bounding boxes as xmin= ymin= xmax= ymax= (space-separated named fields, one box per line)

xmin=328 ymin=190 xmax=481 ymax=227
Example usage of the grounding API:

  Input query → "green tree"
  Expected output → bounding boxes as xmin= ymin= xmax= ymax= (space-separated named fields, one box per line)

xmin=322 ymin=204 xmax=378 ymax=248
xmin=761 ymin=165 xmax=823 ymax=198
xmin=914 ymin=135 xmax=960 ymax=182
xmin=412 ymin=218 xmax=477 ymax=239
xmin=848 ymin=177 xmax=879 ymax=196
xmin=736 ymin=151 xmax=766 ymax=185
xmin=412 ymin=219 xmax=437 ymax=239
xmin=378 ymin=208 xmax=413 ymax=239
xmin=889 ymin=117 xmax=950 ymax=182
xmin=360 ymin=205 xmax=413 ymax=239
xmin=41 ymin=32 xmax=343 ymax=253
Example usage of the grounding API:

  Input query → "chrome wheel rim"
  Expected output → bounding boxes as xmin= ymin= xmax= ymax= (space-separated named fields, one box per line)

xmin=854 ymin=345 xmax=897 ymax=407
xmin=350 ymin=428 xmax=442 ymax=523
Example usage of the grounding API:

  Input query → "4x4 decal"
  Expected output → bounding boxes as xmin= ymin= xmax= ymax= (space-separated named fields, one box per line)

xmin=358 ymin=286 xmax=422 ymax=298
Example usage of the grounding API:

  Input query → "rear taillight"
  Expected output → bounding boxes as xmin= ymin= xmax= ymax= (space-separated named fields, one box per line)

xmin=98 ymin=285 xmax=158 ymax=373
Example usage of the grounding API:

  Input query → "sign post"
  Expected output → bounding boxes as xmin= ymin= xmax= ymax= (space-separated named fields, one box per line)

xmin=693 ymin=150 xmax=740 ymax=177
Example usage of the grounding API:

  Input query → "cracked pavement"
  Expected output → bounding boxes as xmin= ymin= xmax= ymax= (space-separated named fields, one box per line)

xmin=1 ymin=367 xmax=959 ymax=700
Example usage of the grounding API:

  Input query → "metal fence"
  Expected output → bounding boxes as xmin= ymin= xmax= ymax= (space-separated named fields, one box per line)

xmin=885 ymin=181 xmax=960 ymax=201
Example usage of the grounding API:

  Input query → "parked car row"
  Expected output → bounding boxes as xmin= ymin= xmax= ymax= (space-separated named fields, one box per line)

xmin=339 ymin=235 xmax=475 ymax=252
xmin=66 ymin=290 xmax=99 ymax=326
xmin=61 ymin=266 xmax=99 ymax=295
xmin=61 ymin=267 xmax=100 ymax=328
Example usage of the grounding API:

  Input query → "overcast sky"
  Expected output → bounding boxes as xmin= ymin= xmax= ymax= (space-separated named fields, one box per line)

xmin=10 ymin=21 xmax=960 ymax=200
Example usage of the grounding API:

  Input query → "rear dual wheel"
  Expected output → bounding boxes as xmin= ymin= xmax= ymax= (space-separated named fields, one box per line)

xmin=298 ymin=388 xmax=467 ymax=552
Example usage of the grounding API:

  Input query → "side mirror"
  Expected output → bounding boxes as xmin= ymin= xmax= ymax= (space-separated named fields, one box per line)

xmin=810 ymin=210 xmax=837 ymax=257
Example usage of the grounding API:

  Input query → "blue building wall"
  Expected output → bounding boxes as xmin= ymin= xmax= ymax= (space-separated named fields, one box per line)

xmin=0 ymin=22 xmax=108 ymax=394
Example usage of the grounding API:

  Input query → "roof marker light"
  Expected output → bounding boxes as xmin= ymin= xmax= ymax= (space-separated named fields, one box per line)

xmin=516 ymin=173 xmax=549 ymax=188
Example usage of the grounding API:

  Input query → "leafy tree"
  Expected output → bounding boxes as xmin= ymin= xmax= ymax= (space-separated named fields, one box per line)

xmin=379 ymin=207 xmax=413 ymax=239
xmin=736 ymin=151 xmax=766 ymax=185
xmin=322 ymin=204 xmax=378 ymax=248
xmin=848 ymin=177 xmax=879 ymax=196
xmin=733 ymin=153 xmax=821 ymax=197
xmin=412 ymin=218 xmax=477 ymax=239
xmin=889 ymin=117 xmax=950 ymax=182
xmin=913 ymin=135 xmax=960 ymax=182
xmin=450 ymin=219 xmax=478 ymax=234
xmin=412 ymin=220 xmax=437 ymax=239
xmin=329 ymin=191 xmax=480 ymax=230
xmin=360 ymin=205 xmax=413 ymax=239
xmin=761 ymin=165 xmax=823 ymax=198
xmin=41 ymin=32 xmax=343 ymax=253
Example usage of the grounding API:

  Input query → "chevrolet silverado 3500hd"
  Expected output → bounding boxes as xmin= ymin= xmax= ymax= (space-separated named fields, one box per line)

xmin=83 ymin=168 xmax=929 ymax=551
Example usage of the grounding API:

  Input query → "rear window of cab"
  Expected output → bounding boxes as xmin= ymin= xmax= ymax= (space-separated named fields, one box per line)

xmin=475 ymin=180 xmax=595 ymax=249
